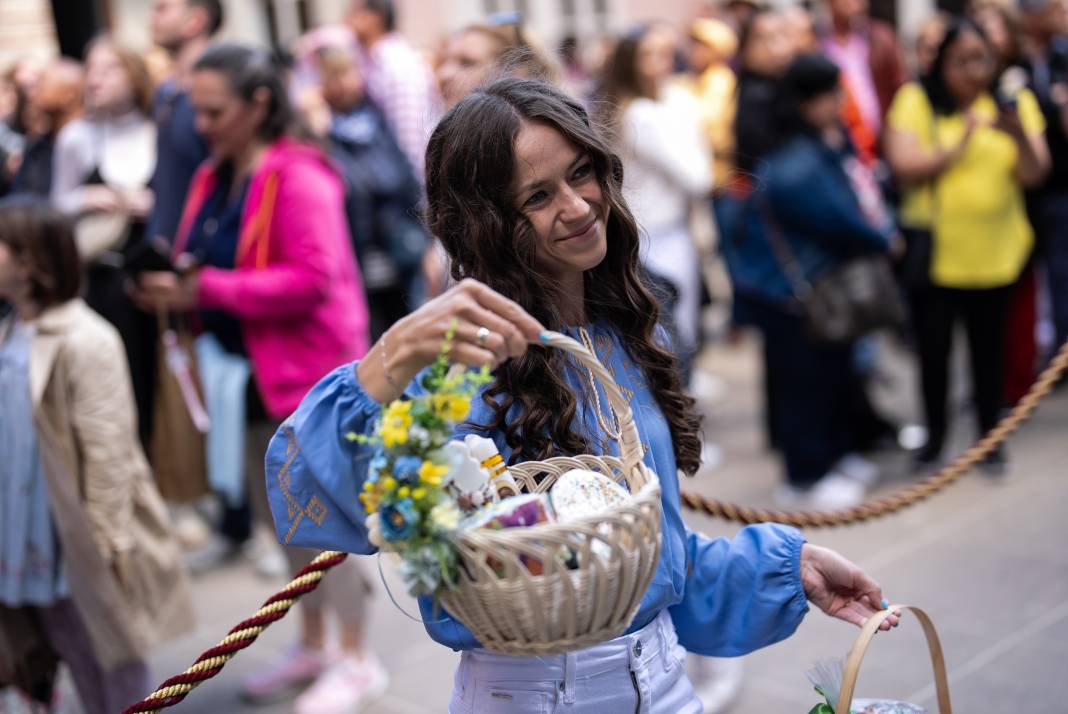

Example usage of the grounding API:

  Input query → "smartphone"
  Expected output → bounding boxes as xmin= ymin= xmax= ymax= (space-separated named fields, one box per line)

xmin=994 ymin=87 xmax=1017 ymax=111
xmin=123 ymin=237 xmax=175 ymax=275
xmin=996 ymin=67 xmax=1028 ymax=111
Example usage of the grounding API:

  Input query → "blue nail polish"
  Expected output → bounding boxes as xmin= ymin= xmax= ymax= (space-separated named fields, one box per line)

xmin=881 ymin=598 xmax=890 ymax=609
xmin=539 ymin=331 xmax=551 ymax=343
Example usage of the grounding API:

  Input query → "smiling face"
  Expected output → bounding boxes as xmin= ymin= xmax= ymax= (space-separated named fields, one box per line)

xmin=510 ymin=121 xmax=608 ymax=288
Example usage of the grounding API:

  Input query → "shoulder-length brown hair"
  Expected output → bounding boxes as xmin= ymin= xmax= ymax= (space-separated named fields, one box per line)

xmin=0 ymin=197 xmax=82 ymax=308
xmin=85 ymin=35 xmax=155 ymax=116
xmin=424 ymin=78 xmax=702 ymax=475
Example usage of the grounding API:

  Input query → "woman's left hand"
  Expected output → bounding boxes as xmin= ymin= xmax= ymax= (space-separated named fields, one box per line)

xmin=800 ymin=544 xmax=901 ymax=631
xmin=132 ymin=270 xmax=199 ymax=313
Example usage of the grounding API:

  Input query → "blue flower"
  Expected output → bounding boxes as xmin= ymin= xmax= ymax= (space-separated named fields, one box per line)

xmin=393 ymin=455 xmax=423 ymax=484
xmin=368 ymin=454 xmax=388 ymax=483
xmin=380 ymin=498 xmax=420 ymax=542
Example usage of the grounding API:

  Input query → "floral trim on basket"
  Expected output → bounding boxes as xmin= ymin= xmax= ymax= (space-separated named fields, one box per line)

xmin=350 ymin=320 xmax=492 ymax=598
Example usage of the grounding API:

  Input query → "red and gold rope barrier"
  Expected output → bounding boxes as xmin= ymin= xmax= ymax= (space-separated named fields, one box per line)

xmin=122 ymin=551 xmax=348 ymax=714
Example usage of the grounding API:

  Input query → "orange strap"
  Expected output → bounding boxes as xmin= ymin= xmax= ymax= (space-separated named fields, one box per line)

xmin=236 ymin=172 xmax=280 ymax=269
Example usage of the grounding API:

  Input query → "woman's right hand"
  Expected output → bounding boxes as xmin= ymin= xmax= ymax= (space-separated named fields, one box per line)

xmin=357 ymin=279 xmax=545 ymax=403
xmin=80 ymin=184 xmax=122 ymax=213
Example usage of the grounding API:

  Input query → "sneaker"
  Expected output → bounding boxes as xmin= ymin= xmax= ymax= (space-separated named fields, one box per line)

xmin=295 ymin=653 xmax=389 ymax=714
xmin=835 ymin=453 xmax=879 ymax=487
xmin=911 ymin=447 xmax=943 ymax=475
xmin=242 ymin=646 xmax=329 ymax=703
xmin=897 ymin=424 xmax=928 ymax=452
xmin=688 ymin=655 xmax=744 ymax=714
xmin=809 ymin=472 xmax=866 ymax=510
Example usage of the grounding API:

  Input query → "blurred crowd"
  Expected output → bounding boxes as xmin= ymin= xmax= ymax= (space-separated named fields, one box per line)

xmin=0 ymin=0 xmax=1066 ymax=712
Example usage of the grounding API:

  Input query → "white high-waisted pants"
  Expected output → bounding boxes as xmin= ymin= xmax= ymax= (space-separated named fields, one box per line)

xmin=448 ymin=610 xmax=702 ymax=713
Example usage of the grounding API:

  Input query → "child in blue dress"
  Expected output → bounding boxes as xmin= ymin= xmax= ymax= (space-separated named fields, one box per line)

xmin=266 ymin=78 xmax=899 ymax=713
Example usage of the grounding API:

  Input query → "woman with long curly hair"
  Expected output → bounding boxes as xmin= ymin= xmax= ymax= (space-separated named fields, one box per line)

xmin=265 ymin=78 xmax=898 ymax=712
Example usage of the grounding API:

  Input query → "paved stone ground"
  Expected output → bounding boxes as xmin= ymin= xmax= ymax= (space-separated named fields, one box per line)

xmin=6 ymin=334 xmax=1066 ymax=713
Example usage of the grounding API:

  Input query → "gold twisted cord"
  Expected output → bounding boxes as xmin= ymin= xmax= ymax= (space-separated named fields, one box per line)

xmin=125 ymin=339 xmax=1068 ymax=712
xmin=680 ymin=336 xmax=1068 ymax=527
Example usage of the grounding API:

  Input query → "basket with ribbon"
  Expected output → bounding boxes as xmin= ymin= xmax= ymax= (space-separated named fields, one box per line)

xmin=357 ymin=328 xmax=662 ymax=656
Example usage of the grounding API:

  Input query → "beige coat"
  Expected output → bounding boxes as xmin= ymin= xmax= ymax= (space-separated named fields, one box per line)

xmin=26 ymin=299 xmax=194 ymax=670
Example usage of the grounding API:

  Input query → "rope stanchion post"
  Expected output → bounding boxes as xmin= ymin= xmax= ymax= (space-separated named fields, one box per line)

xmin=125 ymin=338 xmax=1068 ymax=712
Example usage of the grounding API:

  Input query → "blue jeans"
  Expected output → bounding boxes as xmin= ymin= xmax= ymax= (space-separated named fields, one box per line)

xmin=447 ymin=610 xmax=701 ymax=713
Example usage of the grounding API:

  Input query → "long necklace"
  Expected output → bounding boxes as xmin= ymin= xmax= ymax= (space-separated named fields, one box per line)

xmin=578 ymin=327 xmax=623 ymax=445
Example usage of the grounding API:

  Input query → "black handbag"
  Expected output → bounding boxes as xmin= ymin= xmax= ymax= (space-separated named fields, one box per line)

xmin=762 ymin=203 xmax=906 ymax=344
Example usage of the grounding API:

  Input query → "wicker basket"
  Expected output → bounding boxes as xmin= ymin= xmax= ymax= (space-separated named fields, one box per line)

xmin=437 ymin=331 xmax=663 ymax=656
xmin=836 ymin=605 xmax=952 ymax=713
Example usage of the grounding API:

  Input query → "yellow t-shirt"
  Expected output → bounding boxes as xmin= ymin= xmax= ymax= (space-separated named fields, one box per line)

xmin=887 ymin=82 xmax=1045 ymax=289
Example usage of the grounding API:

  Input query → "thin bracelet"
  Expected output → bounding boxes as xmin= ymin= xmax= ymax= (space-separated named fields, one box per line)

xmin=379 ymin=333 xmax=402 ymax=393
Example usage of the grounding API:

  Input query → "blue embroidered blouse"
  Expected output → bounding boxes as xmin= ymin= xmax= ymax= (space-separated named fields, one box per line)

xmin=265 ymin=325 xmax=810 ymax=656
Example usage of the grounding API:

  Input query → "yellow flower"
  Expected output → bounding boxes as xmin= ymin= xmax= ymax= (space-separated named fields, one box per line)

xmin=418 ymin=460 xmax=449 ymax=487
xmin=432 ymin=393 xmax=471 ymax=422
xmin=380 ymin=476 xmax=397 ymax=492
xmin=359 ymin=491 xmax=379 ymax=514
xmin=384 ymin=400 xmax=413 ymax=421
xmin=412 ymin=487 xmax=427 ymax=501
xmin=381 ymin=400 xmax=413 ymax=447
xmin=398 ymin=486 xmax=410 ymax=499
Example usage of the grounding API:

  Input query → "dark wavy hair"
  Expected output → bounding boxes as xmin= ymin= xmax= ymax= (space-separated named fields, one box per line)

xmin=921 ymin=17 xmax=996 ymax=115
xmin=424 ymin=78 xmax=702 ymax=475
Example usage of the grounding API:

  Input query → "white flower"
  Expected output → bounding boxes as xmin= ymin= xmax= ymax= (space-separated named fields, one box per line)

xmin=443 ymin=440 xmax=489 ymax=493
xmin=366 ymin=512 xmax=384 ymax=548
xmin=409 ymin=425 xmax=431 ymax=447
xmin=430 ymin=502 xmax=461 ymax=532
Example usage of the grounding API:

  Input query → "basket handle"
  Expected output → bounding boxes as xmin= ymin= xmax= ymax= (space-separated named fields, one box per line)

xmin=836 ymin=605 xmax=951 ymax=714
xmin=537 ymin=331 xmax=644 ymax=473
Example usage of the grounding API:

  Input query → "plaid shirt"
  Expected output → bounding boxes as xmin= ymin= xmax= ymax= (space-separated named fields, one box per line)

xmin=360 ymin=33 xmax=441 ymax=182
